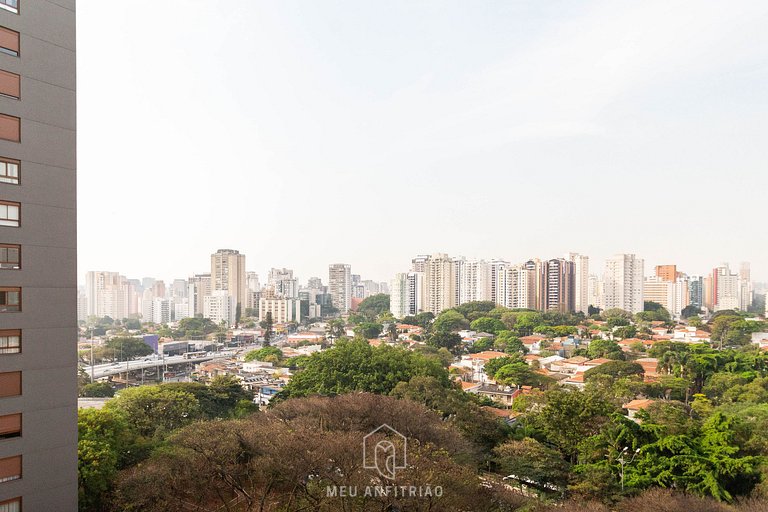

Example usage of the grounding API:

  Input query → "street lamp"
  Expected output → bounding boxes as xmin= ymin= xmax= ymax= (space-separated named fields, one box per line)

xmin=613 ymin=446 xmax=641 ymax=491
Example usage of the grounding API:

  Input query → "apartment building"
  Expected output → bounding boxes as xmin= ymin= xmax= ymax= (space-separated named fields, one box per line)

xmin=0 ymin=1 xmax=78 ymax=509
xmin=328 ymin=263 xmax=351 ymax=313
xmin=603 ymin=254 xmax=644 ymax=314
xmin=565 ymin=253 xmax=589 ymax=314
xmin=210 ymin=249 xmax=246 ymax=310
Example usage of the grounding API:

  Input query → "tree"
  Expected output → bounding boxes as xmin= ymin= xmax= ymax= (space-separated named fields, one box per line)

xmin=428 ymin=331 xmax=463 ymax=354
xmin=495 ymin=330 xmax=526 ymax=354
xmin=276 ymin=339 xmax=450 ymax=399
xmin=325 ymin=318 xmax=346 ymax=339
xmin=682 ymin=305 xmax=703 ymax=319
xmin=105 ymin=385 xmax=202 ymax=438
xmin=470 ymin=317 xmax=506 ymax=334
xmin=100 ymin=337 xmax=153 ymax=362
xmin=528 ymin=388 xmax=617 ymax=462
xmin=356 ymin=293 xmax=390 ymax=321
xmin=495 ymin=362 xmax=552 ymax=388
xmin=78 ymin=407 xmax=146 ymax=511
xmin=584 ymin=361 xmax=644 ymax=381
xmin=484 ymin=355 xmax=524 ymax=379
xmin=433 ymin=309 xmax=469 ymax=332
xmin=80 ymin=382 xmax=115 ymax=397
xmin=494 ymin=438 xmax=570 ymax=495
xmin=244 ymin=346 xmax=283 ymax=362
xmin=353 ymin=321 xmax=383 ymax=339
xmin=587 ymin=338 xmax=624 ymax=360
xmin=112 ymin=394 xmax=523 ymax=512
xmin=260 ymin=311 xmax=274 ymax=344
xmin=468 ymin=337 xmax=494 ymax=353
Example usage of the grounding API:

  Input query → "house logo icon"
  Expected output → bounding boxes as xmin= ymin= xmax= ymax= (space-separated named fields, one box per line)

xmin=363 ymin=424 xmax=407 ymax=480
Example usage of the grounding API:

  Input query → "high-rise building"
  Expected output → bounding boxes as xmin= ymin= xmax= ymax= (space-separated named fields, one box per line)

xmin=488 ymin=260 xmax=509 ymax=307
xmin=0 ymin=2 xmax=78 ymax=508
xmin=210 ymin=249 xmax=246 ymax=311
xmin=258 ymin=288 xmax=301 ymax=324
xmin=204 ymin=290 xmax=237 ymax=326
xmin=710 ymin=264 xmax=740 ymax=311
xmin=458 ymin=259 xmax=489 ymax=305
xmin=739 ymin=262 xmax=753 ymax=311
xmin=544 ymin=258 xmax=575 ymax=313
xmin=390 ymin=271 xmax=425 ymax=318
xmin=328 ymin=263 xmax=352 ymax=313
xmin=588 ymin=274 xmax=603 ymax=311
xmin=188 ymin=273 xmax=211 ymax=317
xmin=603 ymin=254 xmax=644 ymax=314
xmin=423 ymin=254 xmax=458 ymax=314
xmin=267 ymin=268 xmax=297 ymax=299
xmin=689 ymin=275 xmax=703 ymax=308
xmin=655 ymin=265 xmax=679 ymax=282
xmin=85 ymin=271 xmax=131 ymax=320
xmin=565 ymin=253 xmax=589 ymax=314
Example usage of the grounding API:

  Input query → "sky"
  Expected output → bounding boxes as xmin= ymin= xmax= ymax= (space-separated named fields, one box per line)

xmin=77 ymin=1 xmax=768 ymax=286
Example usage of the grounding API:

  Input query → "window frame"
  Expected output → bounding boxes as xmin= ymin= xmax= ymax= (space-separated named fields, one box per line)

xmin=0 ymin=158 xmax=19 ymax=185
xmin=0 ymin=201 xmax=19 ymax=227
xmin=0 ymin=114 xmax=20 ymax=143
xmin=0 ymin=329 xmax=20 ymax=353
xmin=0 ymin=455 xmax=21 ymax=483
xmin=0 ymin=371 xmax=20 ymax=398
xmin=0 ymin=70 xmax=19 ymax=100
xmin=0 ymin=27 xmax=19 ymax=56
xmin=0 ymin=497 xmax=21 ymax=512
xmin=0 ymin=0 xmax=18 ymax=14
xmin=0 ymin=244 xmax=19 ymax=269
xmin=0 ymin=413 xmax=20 ymax=440
xmin=0 ymin=287 xmax=20 ymax=312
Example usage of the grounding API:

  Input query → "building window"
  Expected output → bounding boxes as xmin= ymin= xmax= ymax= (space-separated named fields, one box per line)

xmin=0 ymin=158 xmax=19 ymax=184
xmin=0 ymin=371 xmax=20 ymax=397
xmin=0 ymin=114 xmax=19 ymax=142
xmin=0 ymin=201 xmax=19 ymax=227
xmin=0 ymin=71 xmax=19 ymax=99
xmin=0 ymin=456 xmax=21 ymax=483
xmin=0 ymin=287 xmax=20 ymax=312
xmin=0 ymin=498 xmax=20 ymax=512
xmin=0 ymin=27 xmax=18 ymax=56
xmin=0 ymin=244 xmax=18 ymax=268
xmin=0 ymin=413 xmax=20 ymax=439
xmin=0 ymin=1 xmax=17 ymax=14
xmin=0 ymin=330 xmax=19 ymax=353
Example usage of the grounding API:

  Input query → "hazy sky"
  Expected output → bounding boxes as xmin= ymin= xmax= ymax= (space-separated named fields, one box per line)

xmin=77 ymin=1 xmax=768 ymax=285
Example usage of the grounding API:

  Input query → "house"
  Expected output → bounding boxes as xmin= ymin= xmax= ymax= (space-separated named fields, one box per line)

xmin=672 ymin=326 xmax=712 ymax=343
xmin=623 ymin=398 xmax=655 ymax=421
xmin=460 ymin=351 xmax=510 ymax=382
xmin=563 ymin=373 xmax=585 ymax=389
xmin=472 ymin=384 xmax=521 ymax=407
xmin=634 ymin=358 xmax=660 ymax=380
xmin=520 ymin=335 xmax=546 ymax=354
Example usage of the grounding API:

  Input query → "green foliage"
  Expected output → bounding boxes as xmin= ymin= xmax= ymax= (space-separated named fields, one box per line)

xmin=682 ymin=305 xmax=703 ymax=319
xmin=587 ymin=338 xmax=625 ymax=360
xmin=494 ymin=438 xmax=570 ymax=494
xmin=260 ymin=311 xmax=274 ymax=343
xmin=484 ymin=355 xmax=523 ymax=379
xmin=173 ymin=317 xmax=217 ymax=339
xmin=80 ymin=382 xmax=115 ymax=397
xmin=495 ymin=330 xmax=527 ymax=354
xmin=106 ymin=386 xmax=202 ymax=438
xmin=244 ymin=346 xmax=283 ymax=362
xmin=391 ymin=375 xmax=512 ymax=450
xmin=433 ymin=309 xmax=469 ymax=332
xmin=470 ymin=316 xmax=506 ymax=334
xmin=101 ymin=337 xmax=153 ymax=362
xmin=428 ymin=330 xmax=463 ymax=354
xmin=355 ymin=293 xmax=390 ymax=321
xmin=276 ymin=339 xmax=450 ymax=400
xmin=468 ymin=337 xmax=494 ymax=353
xmin=584 ymin=361 xmax=644 ymax=381
xmin=353 ymin=321 xmax=383 ymax=339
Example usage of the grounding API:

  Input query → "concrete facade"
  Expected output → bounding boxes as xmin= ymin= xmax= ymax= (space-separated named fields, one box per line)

xmin=0 ymin=1 xmax=78 ymax=510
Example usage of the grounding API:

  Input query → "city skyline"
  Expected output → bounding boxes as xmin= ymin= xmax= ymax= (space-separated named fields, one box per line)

xmin=77 ymin=1 xmax=768 ymax=284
